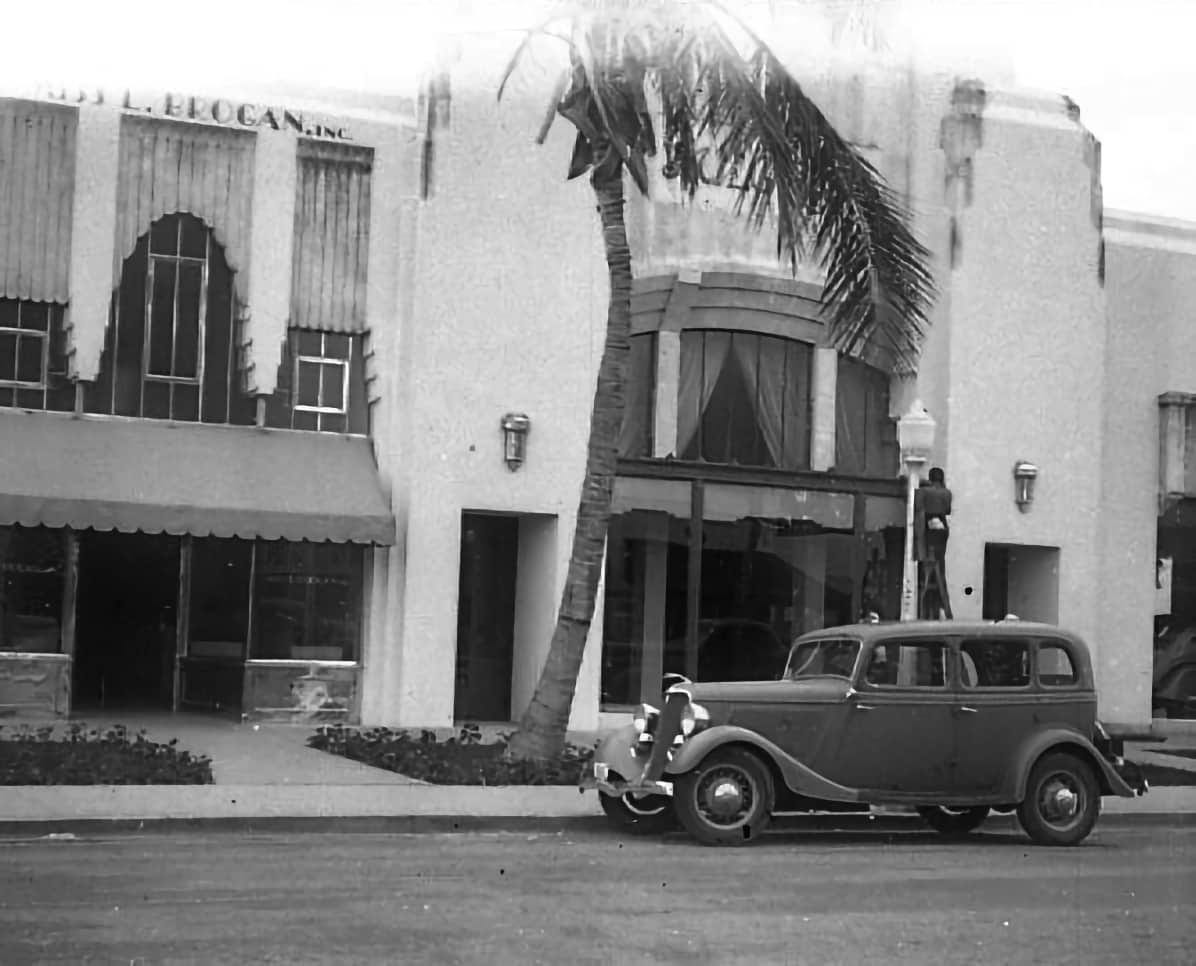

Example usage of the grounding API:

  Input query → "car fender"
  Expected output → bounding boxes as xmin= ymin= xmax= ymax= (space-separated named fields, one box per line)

xmin=591 ymin=724 xmax=648 ymax=786
xmin=662 ymin=725 xmax=861 ymax=804
xmin=1011 ymin=728 xmax=1135 ymax=800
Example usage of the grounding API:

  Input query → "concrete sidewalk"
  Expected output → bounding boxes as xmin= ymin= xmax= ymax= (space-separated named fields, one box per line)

xmin=2 ymin=713 xmax=1195 ymax=833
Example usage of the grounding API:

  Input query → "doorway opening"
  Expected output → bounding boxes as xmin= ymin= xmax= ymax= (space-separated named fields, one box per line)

xmin=454 ymin=513 xmax=518 ymax=722
xmin=73 ymin=531 xmax=180 ymax=710
xmin=983 ymin=543 xmax=1060 ymax=623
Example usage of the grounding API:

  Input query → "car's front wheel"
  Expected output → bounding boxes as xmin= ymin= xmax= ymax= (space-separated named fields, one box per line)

xmin=1017 ymin=752 xmax=1100 ymax=846
xmin=916 ymin=805 xmax=990 ymax=837
xmin=674 ymin=747 xmax=774 ymax=846
xmin=598 ymin=782 xmax=676 ymax=836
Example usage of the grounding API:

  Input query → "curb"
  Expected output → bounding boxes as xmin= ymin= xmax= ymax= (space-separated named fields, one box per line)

xmin=1 ymin=811 xmax=1193 ymax=839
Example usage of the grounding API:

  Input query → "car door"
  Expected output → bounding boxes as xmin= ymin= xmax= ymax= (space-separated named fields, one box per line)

xmin=822 ymin=637 xmax=956 ymax=794
xmin=951 ymin=634 xmax=1037 ymax=794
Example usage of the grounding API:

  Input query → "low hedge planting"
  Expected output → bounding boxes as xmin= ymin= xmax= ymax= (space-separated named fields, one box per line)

xmin=0 ymin=723 xmax=213 ymax=785
xmin=307 ymin=722 xmax=594 ymax=785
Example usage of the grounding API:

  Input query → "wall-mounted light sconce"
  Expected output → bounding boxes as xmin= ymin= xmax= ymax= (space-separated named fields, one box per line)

xmin=501 ymin=413 xmax=531 ymax=471
xmin=1013 ymin=460 xmax=1039 ymax=512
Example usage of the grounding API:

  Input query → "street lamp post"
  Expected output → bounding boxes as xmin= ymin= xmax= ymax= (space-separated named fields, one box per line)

xmin=897 ymin=400 xmax=936 ymax=622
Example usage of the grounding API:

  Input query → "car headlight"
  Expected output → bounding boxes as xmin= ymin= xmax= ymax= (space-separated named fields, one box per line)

xmin=679 ymin=701 xmax=709 ymax=737
xmin=633 ymin=703 xmax=660 ymax=737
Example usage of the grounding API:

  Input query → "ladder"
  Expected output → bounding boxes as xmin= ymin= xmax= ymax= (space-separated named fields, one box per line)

xmin=919 ymin=558 xmax=953 ymax=620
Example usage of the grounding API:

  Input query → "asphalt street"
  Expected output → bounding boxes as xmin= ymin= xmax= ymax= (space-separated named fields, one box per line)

xmin=0 ymin=822 xmax=1192 ymax=965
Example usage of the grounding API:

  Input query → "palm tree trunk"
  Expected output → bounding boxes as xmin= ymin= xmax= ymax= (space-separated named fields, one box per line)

xmin=506 ymin=164 xmax=632 ymax=761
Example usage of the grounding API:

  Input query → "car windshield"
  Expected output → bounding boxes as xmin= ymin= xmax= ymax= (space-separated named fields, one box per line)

xmin=785 ymin=638 xmax=861 ymax=681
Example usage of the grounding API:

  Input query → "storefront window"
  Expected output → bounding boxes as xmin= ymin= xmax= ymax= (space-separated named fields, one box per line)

xmin=599 ymin=478 xmax=907 ymax=709
xmin=0 ymin=525 xmax=65 ymax=652
xmin=601 ymin=478 xmax=691 ymax=706
xmin=252 ymin=541 xmax=363 ymax=662
xmin=188 ymin=538 xmax=252 ymax=660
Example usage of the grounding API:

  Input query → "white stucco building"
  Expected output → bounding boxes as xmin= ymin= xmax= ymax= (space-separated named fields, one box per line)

xmin=1 ymin=31 xmax=1192 ymax=733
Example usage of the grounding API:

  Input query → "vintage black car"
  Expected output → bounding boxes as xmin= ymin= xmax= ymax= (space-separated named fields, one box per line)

xmin=582 ymin=620 xmax=1148 ymax=846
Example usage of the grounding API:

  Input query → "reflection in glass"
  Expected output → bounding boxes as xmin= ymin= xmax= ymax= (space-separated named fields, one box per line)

xmin=188 ymin=537 xmax=252 ymax=658
xmin=0 ymin=525 xmax=65 ymax=653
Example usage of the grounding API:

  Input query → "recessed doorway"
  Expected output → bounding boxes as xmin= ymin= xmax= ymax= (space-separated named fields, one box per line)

xmin=73 ymin=531 xmax=180 ymax=710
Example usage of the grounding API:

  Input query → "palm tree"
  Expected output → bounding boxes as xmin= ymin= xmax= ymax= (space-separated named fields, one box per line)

xmin=499 ymin=0 xmax=935 ymax=760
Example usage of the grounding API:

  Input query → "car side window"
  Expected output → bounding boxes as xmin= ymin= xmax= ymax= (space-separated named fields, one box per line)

xmin=1037 ymin=641 xmax=1078 ymax=687
xmin=864 ymin=640 xmax=947 ymax=688
xmin=960 ymin=638 xmax=1031 ymax=688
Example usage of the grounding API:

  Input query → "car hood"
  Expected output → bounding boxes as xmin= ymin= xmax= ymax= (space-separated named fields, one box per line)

xmin=682 ymin=677 xmax=851 ymax=707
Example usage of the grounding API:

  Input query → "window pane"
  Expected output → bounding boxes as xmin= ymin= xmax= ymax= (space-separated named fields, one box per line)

xmin=147 ymin=259 xmax=177 ymax=376
xmin=150 ymin=217 xmax=178 ymax=255
xmin=618 ymin=333 xmax=655 ymax=458
xmin=0 ymin=332 xmax=19 ymax=382
xmin=323 ymin=333 xmax=350 ymax=359
xmin=171 ymin=384 xmax=199 ymax=422
xmin=17 ymin=302 xmax=49 ymax=332
xmin=174 ymin=261 xmax=203 ymax=380
xmin=296 ymin=360 xmax=321 ymax=408
xmin=321 ymin=362 xmax=345 ymax=411
xmin=15 ymin=333 xmax=44 ymax=384
xmin=864 ymin=640 xmax=947 ymax=687
xmin=601 ymin=478 xmax=691 ymax=706
xmin=188 ymin=538 xmax=251 ymax=655
xmin=0 ymin=525 xmax=65 ymax=653
xmin=142 ymin=380 xmax=170 ymax=419
xmin=253 ymin=541 xmax=363 ymax=661
xmin=179 ymin=215 xmax=208 ymax=259
xmin=1039 ymin=642 xmax=1078 ymax=686
xmin=0 ymin=300 xmax=16 ymax=328
xmin=961 ymin=638 xmax=1031 ymax=688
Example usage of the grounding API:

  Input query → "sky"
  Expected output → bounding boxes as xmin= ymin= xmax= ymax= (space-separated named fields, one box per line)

xmin=2 ymin=0 xmax=1193 ymax=220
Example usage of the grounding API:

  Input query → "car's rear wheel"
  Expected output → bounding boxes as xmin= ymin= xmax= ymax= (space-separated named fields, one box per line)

xmin=1017 ymin=752 xmax=1100 ymax=846
xmin=916 ymin=805 xmax=990 ymax=837
xmin=674 ymin=747 xmax=774 ymax=846
xmin=598 ymin=779 xmax=676 ymax=836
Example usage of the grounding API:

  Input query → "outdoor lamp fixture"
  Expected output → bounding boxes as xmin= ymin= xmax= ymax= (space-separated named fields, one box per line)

xmin=897 ymin=400 xmax=936 ymax=622
xmin=501 ymin=412 xmax=531 ymax=471
xmin=1013 ymin=460 xmax=1039 ymax=512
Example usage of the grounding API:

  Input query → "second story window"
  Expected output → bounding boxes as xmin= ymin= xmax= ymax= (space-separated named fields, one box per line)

xmin=678 ymin=330 xmax=812 ymax=470
xmin=266 ymin=330 xmax=367 ymax=434
xmin=0 ymin=299 xmax=72 ymax=412
xmin=144 ymin=217 xmax=205 ymax=386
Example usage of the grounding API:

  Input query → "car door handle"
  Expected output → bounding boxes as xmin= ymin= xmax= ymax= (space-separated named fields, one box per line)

xmin=855 ymin=703 xmax=876 ymax=711
xmin=956 ymin=705 xmax=978 ymax=714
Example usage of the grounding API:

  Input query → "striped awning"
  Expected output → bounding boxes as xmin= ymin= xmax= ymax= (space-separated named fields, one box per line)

xmin=0 ymin=409 xmax=394 ymax=545
xmin=290 ymin=139 xmax=373 ymax=333
xmin=0 ymin=99 xmax=76 ymax=303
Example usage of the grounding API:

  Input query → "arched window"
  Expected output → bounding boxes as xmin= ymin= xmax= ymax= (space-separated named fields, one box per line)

xmin=86 ymin=213 xmax=256 ymax=425
xmin=678 ymin=330 xmax=812 ymax=470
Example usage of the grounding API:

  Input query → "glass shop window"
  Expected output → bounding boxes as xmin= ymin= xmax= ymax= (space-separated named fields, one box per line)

xmin=0 ymin=525 xmax=65 ymax=653
xmin=187 ymin=538 xmax=253 ymax=660
xmin=252 ymin=540 xmax=363 ymax=662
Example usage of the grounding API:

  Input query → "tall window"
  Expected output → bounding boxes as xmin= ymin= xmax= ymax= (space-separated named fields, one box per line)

xmin=86 ymin=214 xmax=256 ymax=425
xmin=266 ymin=329 xmax=368 ymax=434
xmin=0 ymin=300 xmax=72 ymax=412
xmin=0 ymin=525 xmax=66 ymax=653
xmin=678 ymin=330 xmax=812 ymax=470
xmin=836 ymin=355 xmax=897 ymax=476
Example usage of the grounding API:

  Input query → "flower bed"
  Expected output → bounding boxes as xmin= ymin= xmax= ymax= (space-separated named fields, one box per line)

xmin=307 ymin=723 xmax=594 ymax=785
xmin=0 ymin=723 xmax=213 ymax=785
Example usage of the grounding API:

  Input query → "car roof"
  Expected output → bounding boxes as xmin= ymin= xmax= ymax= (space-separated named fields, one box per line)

xmin=794 ymin=620 xmax=1086 ymax=645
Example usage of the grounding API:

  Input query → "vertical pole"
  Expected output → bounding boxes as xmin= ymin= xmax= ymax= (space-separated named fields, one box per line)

xmin=851 ymin=492 xmax=866 ymax=622
xmin=900 ymin=461 xmax=923 ymax=621
xmin=685 ymin=482 xmax=703 ymax=682
xmin=173 ymin=536 xmax=192 ymax=711
xmin=61 ymin=530 xmax=79 ymax=715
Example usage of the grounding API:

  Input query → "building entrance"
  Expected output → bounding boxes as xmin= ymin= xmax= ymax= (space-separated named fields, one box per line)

xmin=73 ymin=531 xmax=180 ymax=709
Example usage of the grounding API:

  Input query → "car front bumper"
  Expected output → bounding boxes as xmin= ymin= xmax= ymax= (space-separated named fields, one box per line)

xmin=579 ymin=760 xmax=674 ymax=798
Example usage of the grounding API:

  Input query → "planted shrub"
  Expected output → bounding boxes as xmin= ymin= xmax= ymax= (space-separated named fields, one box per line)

xmin=307 ymin=723 xmax=594 ymax=785
xmin=0 ymin=723 xmax=214 ymax=785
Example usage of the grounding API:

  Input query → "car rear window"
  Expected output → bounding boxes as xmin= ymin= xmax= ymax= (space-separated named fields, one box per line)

xmin=1037 ymin=641 xmax=1078 ymax=687
xmin=960 ymin=637 xmax=1031 ymax=688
